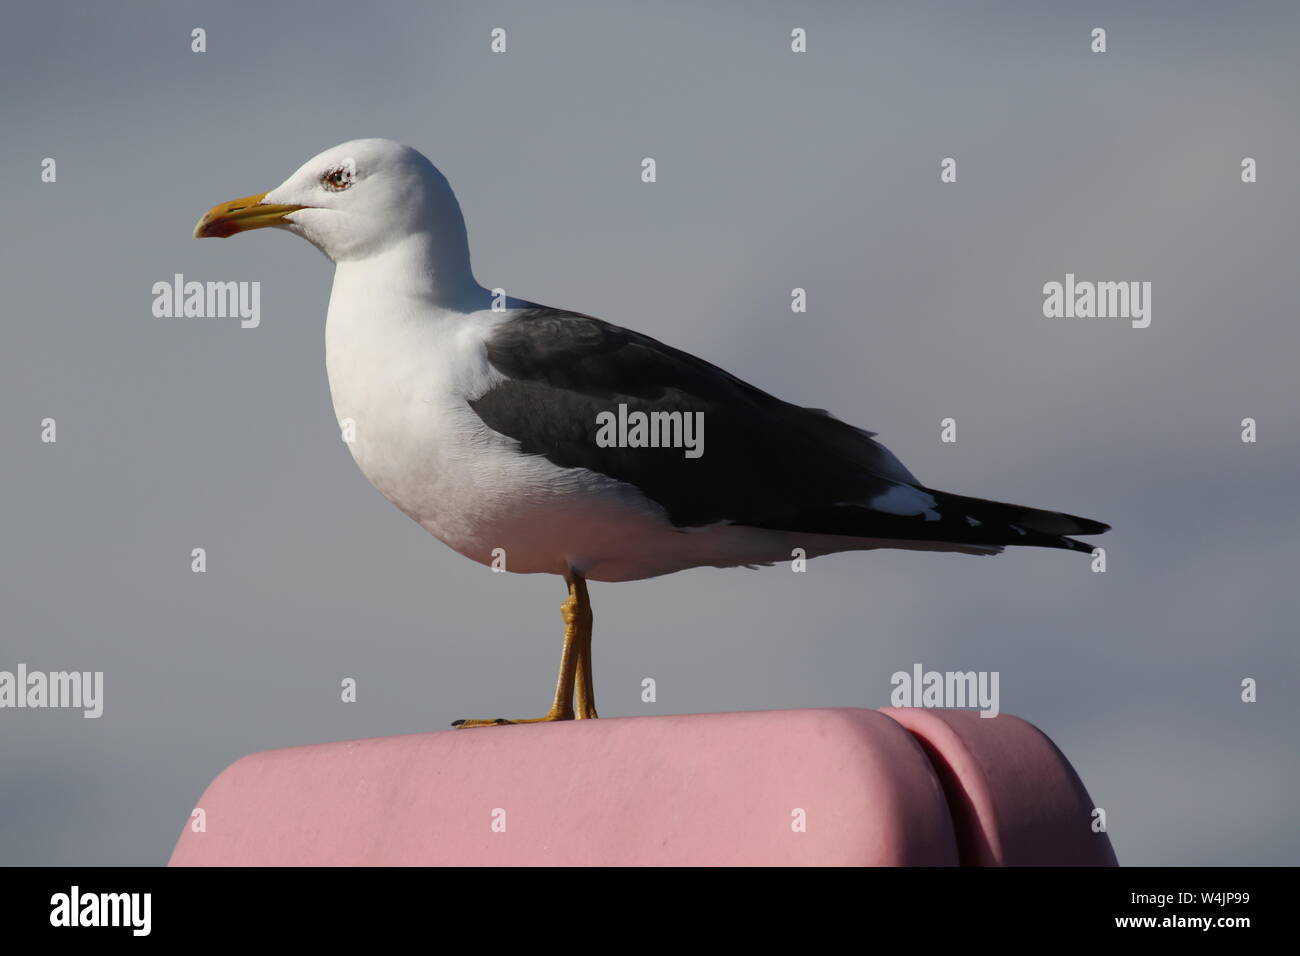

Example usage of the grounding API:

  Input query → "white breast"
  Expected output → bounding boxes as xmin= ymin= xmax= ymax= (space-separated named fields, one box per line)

xmin=322 ymin=275 xmax=679 ymax=578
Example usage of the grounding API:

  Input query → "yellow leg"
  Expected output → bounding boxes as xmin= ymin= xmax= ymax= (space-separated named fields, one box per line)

xmin=452 ymin=572 xmax=596 ymax=727
xmin=571 ymin=576 xmax=598 ymax=719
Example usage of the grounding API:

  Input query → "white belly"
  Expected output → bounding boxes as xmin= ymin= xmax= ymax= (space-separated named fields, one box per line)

xmin=323 ymin=299 xmax=682 ymax=578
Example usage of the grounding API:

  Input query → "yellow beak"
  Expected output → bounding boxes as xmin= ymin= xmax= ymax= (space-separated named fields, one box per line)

xmin=193 ymin=192 xmax=306 ymax=238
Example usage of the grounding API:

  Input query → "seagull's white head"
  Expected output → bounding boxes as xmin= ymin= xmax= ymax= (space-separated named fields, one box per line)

xmin=194 ymin=138 xmax=471 ymax=266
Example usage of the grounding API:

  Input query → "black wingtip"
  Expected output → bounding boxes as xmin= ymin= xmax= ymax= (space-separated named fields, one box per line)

xmin=1067 ymin=516 xmax=1111 ymax=536
xmin=1060 ymin=534 xmax=1102 ymax=554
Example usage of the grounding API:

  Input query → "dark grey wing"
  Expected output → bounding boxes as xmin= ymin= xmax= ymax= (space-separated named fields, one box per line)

xmin=469 ymin=309 xmax=916 ymax=527
xmin=469 ymin=309 xmax=1110 ymax=550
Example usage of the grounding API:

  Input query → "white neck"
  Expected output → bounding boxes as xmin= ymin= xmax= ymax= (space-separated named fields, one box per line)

xmin=333 ymin=231 xmax=488 ymax=314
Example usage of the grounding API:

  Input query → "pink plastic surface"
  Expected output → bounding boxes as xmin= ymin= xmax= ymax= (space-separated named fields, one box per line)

xmin=168 ymin=708 xmax=1115 ymax=866
xmin=881 ymin=707 xmax=1118 ymax=866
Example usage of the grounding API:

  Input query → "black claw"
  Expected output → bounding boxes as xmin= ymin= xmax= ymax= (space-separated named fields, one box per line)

xmin=451 ymin=719 xmax=466 ymax=727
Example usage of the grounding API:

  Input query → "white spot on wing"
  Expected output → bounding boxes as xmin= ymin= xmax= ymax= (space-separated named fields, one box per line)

xmin=870 ymin=485 xmax=942 ymax=521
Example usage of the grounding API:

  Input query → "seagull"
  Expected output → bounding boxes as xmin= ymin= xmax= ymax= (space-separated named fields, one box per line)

xmin=195 ymin=138 xmax=1110 ymax=727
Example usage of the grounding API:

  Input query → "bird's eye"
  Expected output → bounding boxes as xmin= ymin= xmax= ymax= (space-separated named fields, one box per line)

xmin=322 ymin=165 xmax=354 ymax=191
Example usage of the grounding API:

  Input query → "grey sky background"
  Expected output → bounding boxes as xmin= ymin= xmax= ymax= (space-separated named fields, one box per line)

xmin=3 ymin=1 xmax=1297 ymax=866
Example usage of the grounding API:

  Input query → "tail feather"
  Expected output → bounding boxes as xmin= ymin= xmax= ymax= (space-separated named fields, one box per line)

xmin=925 ymin=487 xmax=1110 ymax=537
xmin=916 ymin=486 xmax=1109 ymax=553
xmin=755 ymin=483 xmax=1110 ymax=555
